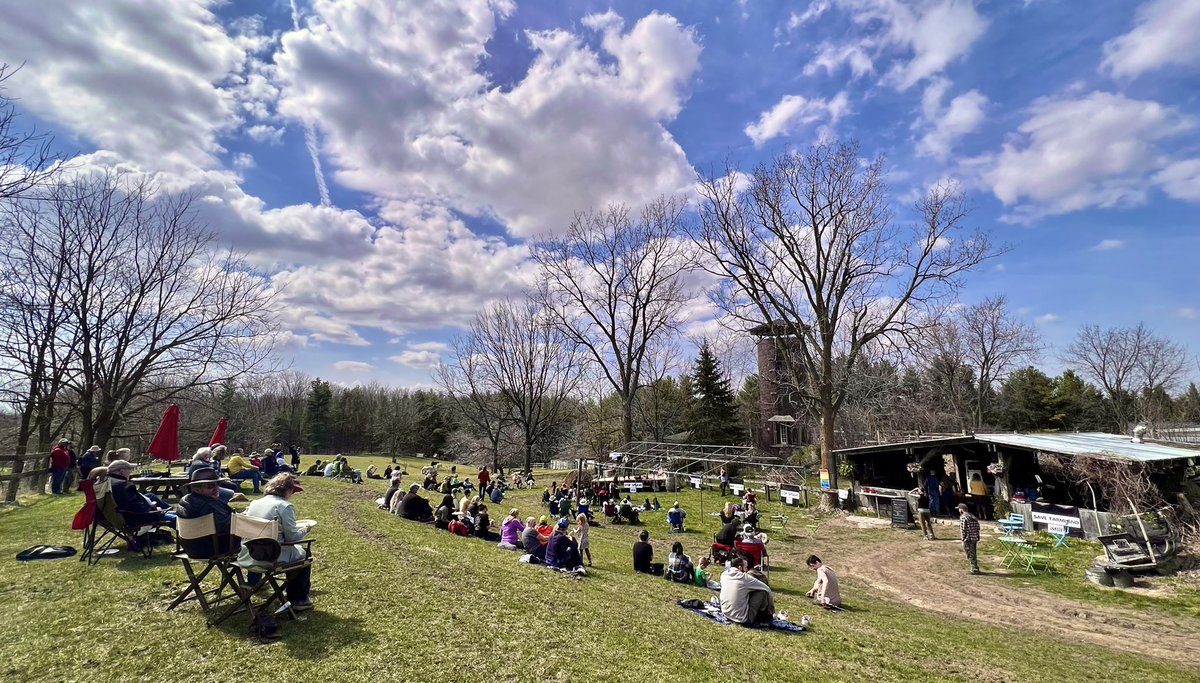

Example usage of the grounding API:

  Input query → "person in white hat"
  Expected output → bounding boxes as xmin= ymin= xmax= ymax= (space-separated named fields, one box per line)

xmin=106 ymin=460 xmax=177 ymax=528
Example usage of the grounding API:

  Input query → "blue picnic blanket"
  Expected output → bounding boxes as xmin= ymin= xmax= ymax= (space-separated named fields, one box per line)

xmin=676 ymin=599 xmax=806 ymax=633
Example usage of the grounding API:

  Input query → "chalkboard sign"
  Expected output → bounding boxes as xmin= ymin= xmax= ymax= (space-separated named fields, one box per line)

xmin=891 ymin=498 xmax=911 ymax=528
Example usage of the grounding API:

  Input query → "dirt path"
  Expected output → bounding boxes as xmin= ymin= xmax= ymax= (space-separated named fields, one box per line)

xmin=771 ymin=517 xmax=1200 ymax=666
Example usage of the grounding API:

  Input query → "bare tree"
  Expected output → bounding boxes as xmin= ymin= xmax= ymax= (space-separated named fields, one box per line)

xmin=455 ymin=299 xmax=581 ymax=472
xmin=435 ymin=340 xmax=512 ymax=470
xmin=916 ymin=320 xmax=974 ymax=430
xmin=1064 ymin=323 xmax=1189 ymax=433
xmin=696 ymin=141 xmax=997 ymax=506
xmin=48 ymin=173 xmax=279 ymax=449
xmin=532 ymin=197 xmax=694 ymax=445
xmin=959 ymin=296 xmax=1042 ymax=428
xmin=0 ymin=65 xmax=59 ymax=203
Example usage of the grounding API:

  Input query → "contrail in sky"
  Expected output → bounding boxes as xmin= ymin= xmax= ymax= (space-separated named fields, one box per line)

xmin=289 ymin=0 xmax=331 ymax=207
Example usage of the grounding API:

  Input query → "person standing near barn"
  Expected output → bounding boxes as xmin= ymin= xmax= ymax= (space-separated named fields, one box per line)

xmin=925 ymin=471 xmax=942 ymax=517
xmin=958 ymin=503 xmax=981 ymax=574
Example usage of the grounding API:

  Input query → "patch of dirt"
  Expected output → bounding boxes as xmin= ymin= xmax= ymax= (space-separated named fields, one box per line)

xmin=774 ymin=516 xmax=1200 ymax=666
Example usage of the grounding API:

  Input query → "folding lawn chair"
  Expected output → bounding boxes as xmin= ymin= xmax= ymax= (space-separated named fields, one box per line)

xmin=167 ymin=513 xmax=240 ymax=616
xmin=735 ymin=540 xmax=770 ymax=581
xmin=997 ymin=512 xmax=1025 ymax=537
xmin=77 ymin=479 xmax=169 ymax=566
xmin=208 ymin=514 xmax=315 ymax=629
xmin=710 ymin=543 xmax=734 ymax=564
xmin=769 ymin=513 xmax=789 ymax=532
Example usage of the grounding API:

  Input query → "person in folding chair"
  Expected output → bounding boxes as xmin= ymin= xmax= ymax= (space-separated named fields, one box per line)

xmin=667 ymin=502 xmax=686 ymax=532
xmin=177 ymin=468 xmax=236 ymax=553
xmin=108 ymin=460 xmax=178 ymax=528
xmin=237 ymin=474 xmax=315 ymax=612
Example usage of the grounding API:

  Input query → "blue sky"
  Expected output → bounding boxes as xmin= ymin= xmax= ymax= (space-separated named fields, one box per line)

xmin=0 ymin=0 xmax=1196 ymax=388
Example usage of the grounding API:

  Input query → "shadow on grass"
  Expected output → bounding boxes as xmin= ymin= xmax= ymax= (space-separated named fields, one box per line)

xmin=208 ymin=603 xmax=370 ymax=657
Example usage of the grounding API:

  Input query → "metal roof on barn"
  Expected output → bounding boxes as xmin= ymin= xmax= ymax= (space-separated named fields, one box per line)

xmin=834 ymin=432 xmax=1200 ymax=464
xmin=974 ymin=432 xmax=1200 ymax=463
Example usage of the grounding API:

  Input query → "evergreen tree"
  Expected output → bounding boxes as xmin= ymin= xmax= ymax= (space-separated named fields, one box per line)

xmin=685 ymin=341 xmax=743 ymax=445
xmin=1179 ymin=383 xmax=1200 ymax=422
xmin=304 ymin=379 xmax=333 ymax=453
xmin=1050 ymin=370 xmax=1107 ymax=431
xmin=997 ymin=367 xmax=1056 ymax=431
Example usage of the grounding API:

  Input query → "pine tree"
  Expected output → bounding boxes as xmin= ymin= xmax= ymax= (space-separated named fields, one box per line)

xmin=685 ymin=341 xmax=743 ymax=445
xmin=304 ymin=379 xmax=333 ymax=453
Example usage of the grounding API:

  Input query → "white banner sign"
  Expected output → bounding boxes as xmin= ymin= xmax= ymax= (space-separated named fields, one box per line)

xmin=780 ymin=490 xmax=800 ymax=505
xmin=689 ymin=476 xmax=702 ymax=488
xmin=1048 ymin=523 xmax=1067 ymax=536
xmin=624 ymin=481 xmax=642 ymax=492
xmin=1031 ymin=511 xmax=1081 ymax=529
xmin=730 ymin=483 xmax=744 ymax=495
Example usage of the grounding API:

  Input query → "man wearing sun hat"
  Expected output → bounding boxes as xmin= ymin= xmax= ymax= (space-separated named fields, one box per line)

xmin=177 ymin=467 xmax=237 ymax=557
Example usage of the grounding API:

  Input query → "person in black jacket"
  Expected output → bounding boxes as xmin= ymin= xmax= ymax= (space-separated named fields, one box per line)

xmin=106 ymin=460 xmax=176 ymax=528
xmin=176 ymin=468 xmax=235 ymax=557
xmin=714 ymin=520 xmax=739 ymax=547
xmin=397 ymin=484 xmax=434 ymax=522
xmin=632 ymin=529 xmax=662 ymax=575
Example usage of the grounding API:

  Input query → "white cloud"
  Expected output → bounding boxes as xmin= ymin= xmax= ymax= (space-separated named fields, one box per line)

xmin=917 ymin=87 xmax=987 ymax=159
xmin=745 ymin=91 xmax=850 ymax=146
xmin=1153 ymin=159 xmax=1200 ymax=202
xmin=274 ymin=3 xmax=702 ymax=238
xmin=407 ymin=341 xmax=449 ymax=353
xmin=788 ymin=1 xmax=832 ymax=29
xmin=973 ymin=91 xmax=1195 ymax=222
xmin=1101 ymin=0 xmax=1200 ymax=79
xmin=246 ymin=124 xmax=285 ymax=144
xmin=0 ymin=0 xmax=258 ymax=171
xmin=1091 ymin=239 xmax=1125 ymax=251
xmin=389 ymin=350 xmax=442 ymax=369
xmin=804 ymin=1 xmax=987 ymax=90
xmin=333 ymin=360 xmax=374 ymax=373
xmin=1035 ymin=313 xmax=1058 ymax=324
xmin=232 ymin=153 xmax=256 ymax=170
xmin=1177 ymin=307 xmax=1198 ymax=320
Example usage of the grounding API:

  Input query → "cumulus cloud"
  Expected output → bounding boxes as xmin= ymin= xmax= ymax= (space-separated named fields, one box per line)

xmin=274 ymin=2 xmax=702 ymax=238
xmin=232 ymin=153 xmax=256 ymax=170
xmin=972 ymin=91 xmax=1195 ymax=222
xmin=1101 ymin=0 xmax=1200 ymax=79
xmin=801 ymin=0 xmax=987 ymax=90
xmin=333 ymin=360 xmax=374 ymax=373
xmin=390 ymin=350 xmax=442 ymax=369
xmin=0 ymin=0 xmax=259 ymax=171
xmin=745 ymin=91 xmax=850 ymax=146
xmin=246 ymin=124 xmax=285 ymax=144
xmin=917 ymin=83 xmax=987 ymax=159
xmin=1154 ymin=159 xmax=1200 ymax=202
xmin=1091 ymin=239 xmax=1125 ymax=251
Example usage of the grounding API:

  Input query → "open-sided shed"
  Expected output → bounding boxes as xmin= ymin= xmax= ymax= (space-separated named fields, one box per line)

xmin=834 ymin=432 xmax=1198 ymax=539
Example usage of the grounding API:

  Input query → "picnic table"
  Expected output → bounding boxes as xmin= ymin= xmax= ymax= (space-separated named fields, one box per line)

xmin=132 ymin=475 xmax=191 ymax=504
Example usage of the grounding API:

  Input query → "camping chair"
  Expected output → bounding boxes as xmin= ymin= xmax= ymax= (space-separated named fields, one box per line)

xmin=710 ymin=543 xmax=734 ymax=564
xmin=167 ymin=513 xmax=240 ymax=615
xmin=769 ymin=513 xmax=789 ymax=532
xmin=209 ymin=514 xmax=315 ymax=629
xmin=78 ymin=478 xmax=169 ymax=566
xmin=603 ymin=501 xmax=620 ymax=524
xmin=667 ymin=508 xmax=685 ymax=533
xmin=735 ymin=540 xmax=769 ymax=581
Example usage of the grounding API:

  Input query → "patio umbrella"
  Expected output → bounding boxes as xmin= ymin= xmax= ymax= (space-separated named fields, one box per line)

xmin=209 ymin=417 xmax=228 ymax=447
xmin=147 ymin=403 xmax=181 ymax=465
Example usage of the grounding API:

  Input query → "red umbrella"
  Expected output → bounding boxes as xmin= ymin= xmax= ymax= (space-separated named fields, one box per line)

xmin=147 ymin=403 xmax=181 ymax=463
xmin=209 ymin=417 xmax=228 ymax=447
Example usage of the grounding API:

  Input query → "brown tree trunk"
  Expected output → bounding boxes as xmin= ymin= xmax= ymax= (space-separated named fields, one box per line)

xmin=819 ymin=403 xmax=839 ymax=510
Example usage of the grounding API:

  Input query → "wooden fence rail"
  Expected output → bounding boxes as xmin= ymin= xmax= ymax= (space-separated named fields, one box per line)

xmin=0 ymin=453 xmax=51 ymax=503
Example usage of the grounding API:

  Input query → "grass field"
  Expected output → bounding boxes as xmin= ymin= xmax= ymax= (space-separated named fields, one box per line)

xmin=1 ymin=454 xmax=1197 ymax=683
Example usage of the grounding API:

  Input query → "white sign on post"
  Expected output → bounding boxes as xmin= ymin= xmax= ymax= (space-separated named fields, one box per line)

xmin=689 ymin=476 xmax=702 ymax=488
xmin=730 ymin=483 xmax=744 ymax=496
xmin=624 ymin=481 xmax=642 ymax=492
xmin=780 ymin=490 xmax=799 ymax=505
xmin=1048 ymin=523 xmax=1066 ymax=536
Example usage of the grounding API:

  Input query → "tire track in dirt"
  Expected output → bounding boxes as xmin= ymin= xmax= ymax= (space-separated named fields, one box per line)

xmin=777 ymin=518 xmax=1200 ymax=666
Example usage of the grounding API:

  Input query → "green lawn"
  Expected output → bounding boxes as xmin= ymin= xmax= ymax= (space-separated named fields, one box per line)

xmin=0 ymin=455 xmax=1195 ymax=683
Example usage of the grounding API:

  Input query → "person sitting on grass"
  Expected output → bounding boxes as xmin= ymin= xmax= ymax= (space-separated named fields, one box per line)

xmin=694 ymin=556 xmax=720 ymax=590
xmin=366 ymin=465 xmax=381 ymax=479
xmin=665 ymin=541 xmax=694 ymax=583
xmin=632 ymin=529 xmax=663 ymax=575
xmin=475 ymin=504 xmax=498 ymax=541
xmin=570 ymin=513 xmax=592 ymax=567
xmin=448 ymin=515 xmax=470 ymax=537
xmin=305 ymin=460 xmax=324 ymax=477
xmin=381 ymin=474 xmax=404 ymax=511
xmin=521 ymin=516 xmax=548 ymax=562
xmin=620 ymin=497 xmax=640 ymax=525
xmin=383 ymin=466 xmax=393 ymax=479
xmin=743 ymin=502 xmax=760 ymax=530
xmin=397 ymin=483 xmax=434 ymax=522
xmin=323 ymin=460 xmax=337 ymax=477
xmin=545 ymin=519 xmax=583 ymax=571
xmin=720 ymin=555 xmax=775 ymax=625
xmin=535 ymin=515 xmax=555 ymax=541
xmin=804 ymin=555 xmax=841 ymax=608
xmin=489 ymin=484 xmax=505 ymax=505
xmin=434 ymin=494 xmax=454 ymax=529
xmin=499 ymin=509 xmax=524 ymax=550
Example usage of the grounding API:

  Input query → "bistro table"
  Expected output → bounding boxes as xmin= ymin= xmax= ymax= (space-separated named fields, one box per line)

xmin=131 ymin=475 xmax=191 ymax=504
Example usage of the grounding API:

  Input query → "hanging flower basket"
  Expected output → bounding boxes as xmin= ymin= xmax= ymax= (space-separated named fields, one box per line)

xmin=986 ymin=462 xmax=1004 ymax=476
xmin=905 ymin=462 xmax=922 ymax=475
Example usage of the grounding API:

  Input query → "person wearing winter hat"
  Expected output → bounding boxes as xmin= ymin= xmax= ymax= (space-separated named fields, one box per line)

xmin=545 ymin=517 xmax=582 ymax=570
